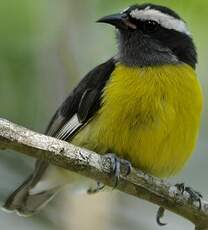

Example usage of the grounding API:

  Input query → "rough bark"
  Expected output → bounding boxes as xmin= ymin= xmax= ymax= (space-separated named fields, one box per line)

xmin=0 ymin=118 xmax=207 ymax=229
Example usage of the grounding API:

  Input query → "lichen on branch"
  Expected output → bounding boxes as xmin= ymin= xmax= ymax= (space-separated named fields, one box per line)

xmin=0 ymin=118 xmax=208 ymax=230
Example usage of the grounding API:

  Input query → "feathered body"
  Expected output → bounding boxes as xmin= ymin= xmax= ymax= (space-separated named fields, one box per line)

xmin=73 ymin=64 xmax=202 ymax=177
xmin=3 ymin=3 xmax=203 ymax=216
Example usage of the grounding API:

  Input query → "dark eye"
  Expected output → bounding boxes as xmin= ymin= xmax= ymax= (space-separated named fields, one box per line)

xmin=143 ymin=20 xmax=159 ymax=33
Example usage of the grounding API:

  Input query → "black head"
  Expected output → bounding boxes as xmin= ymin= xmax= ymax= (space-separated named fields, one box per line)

xmin=97 ymin=3 xmax=197 ymax=69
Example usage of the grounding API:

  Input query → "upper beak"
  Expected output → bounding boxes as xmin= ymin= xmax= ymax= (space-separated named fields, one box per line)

xmin=97 ymin=13 xmax=137 ymax=30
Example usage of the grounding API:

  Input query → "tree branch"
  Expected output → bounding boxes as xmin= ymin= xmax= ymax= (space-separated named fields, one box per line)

xmin=0 ymin=118 xmax=207 ymax=229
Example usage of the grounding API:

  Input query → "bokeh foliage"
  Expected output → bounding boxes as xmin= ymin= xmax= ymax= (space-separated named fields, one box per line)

xmin=0 ymin=0 xmax=207 ymax=229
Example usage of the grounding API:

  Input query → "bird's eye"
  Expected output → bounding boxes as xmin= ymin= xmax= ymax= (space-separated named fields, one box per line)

xmin=143 ymin=20 xmax=159 ymax=33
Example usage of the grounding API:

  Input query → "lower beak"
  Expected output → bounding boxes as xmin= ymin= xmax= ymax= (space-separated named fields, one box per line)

xmin=97 ymin=13 xmax=137 ymax=30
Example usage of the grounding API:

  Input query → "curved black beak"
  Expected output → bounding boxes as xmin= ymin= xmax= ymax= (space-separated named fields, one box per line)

xmin=97 ymin=13 xmax=137 ymax=30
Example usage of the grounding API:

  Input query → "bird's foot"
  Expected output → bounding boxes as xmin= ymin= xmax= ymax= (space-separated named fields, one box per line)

xmin=102 ymin=153 xmax=132 ymax=188
xmin=156 ymin=206 xmax=167 ymax=226
xmin=156 ymin=183 xmax=202 ymax=226
xmin=175 ymin=183 xmax=202 ymax=209
xmin=87 ymin=181 xmax=105 ymax=194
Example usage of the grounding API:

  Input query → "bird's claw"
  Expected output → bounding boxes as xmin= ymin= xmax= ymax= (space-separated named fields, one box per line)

xmin=156 ymin=183 xmax=202 ymax=226
xmin=87 ymin=181 xmax=105 ymax=194
xmin=102 ymin=153 xmax=132 ymax=188
xmin=156 ymin=206 xmax=167 ymax=226
xmin=175 ymin=183 xmax=202 ymax=209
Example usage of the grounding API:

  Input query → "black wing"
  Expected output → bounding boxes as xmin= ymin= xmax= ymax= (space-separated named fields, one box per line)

xmin=3 ymin=58 xmax=116 ymax=214
xmin=45 ymin=57 xmax=115 ymax=139
xmin=33 ymin=58 xmax=116 ymax=177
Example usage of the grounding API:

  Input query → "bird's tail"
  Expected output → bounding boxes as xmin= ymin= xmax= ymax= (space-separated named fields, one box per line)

xmin=2 ymin=164 xmax=62 ymax=216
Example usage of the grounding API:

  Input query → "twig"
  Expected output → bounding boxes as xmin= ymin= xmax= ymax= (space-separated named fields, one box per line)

xmin=0 ymin=118 xmax=207 ymax=229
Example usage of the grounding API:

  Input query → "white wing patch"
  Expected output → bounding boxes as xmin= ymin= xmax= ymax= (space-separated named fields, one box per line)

xmin=130 ymin=8 xmax=191 ymax=36
xmin=121 ymin=6 xmax=130 ymax=14
xmin=56 ymin=114 xmax=82 ymax=140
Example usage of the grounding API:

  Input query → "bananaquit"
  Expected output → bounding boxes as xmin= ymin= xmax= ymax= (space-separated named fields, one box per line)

xmin=4 ymin=3 xmax=202 ymax=216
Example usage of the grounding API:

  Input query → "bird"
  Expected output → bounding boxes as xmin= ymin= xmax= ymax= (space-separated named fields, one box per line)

xmin=3 ymin=3 xmax=202 ymax=216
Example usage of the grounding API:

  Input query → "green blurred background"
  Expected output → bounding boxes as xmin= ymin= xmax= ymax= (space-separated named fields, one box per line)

xmin=0 ymin=0 xmax=207 ymax=229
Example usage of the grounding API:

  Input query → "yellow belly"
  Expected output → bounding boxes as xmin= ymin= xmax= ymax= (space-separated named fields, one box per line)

xmin=72 ymin=64 xmax=202 ymax=178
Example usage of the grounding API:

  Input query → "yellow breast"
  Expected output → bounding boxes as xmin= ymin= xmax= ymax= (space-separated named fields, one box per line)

xmin=72 ymin=64 xmax=202 ymax=178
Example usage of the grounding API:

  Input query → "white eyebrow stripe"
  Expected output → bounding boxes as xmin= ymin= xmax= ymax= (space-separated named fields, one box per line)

xmin=130 ymin=8 xmax=191 ymax=36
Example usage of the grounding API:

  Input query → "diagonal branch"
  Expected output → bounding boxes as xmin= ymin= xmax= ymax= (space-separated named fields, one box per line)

xmin=0 ymin=118 xmax=207 ymax=229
